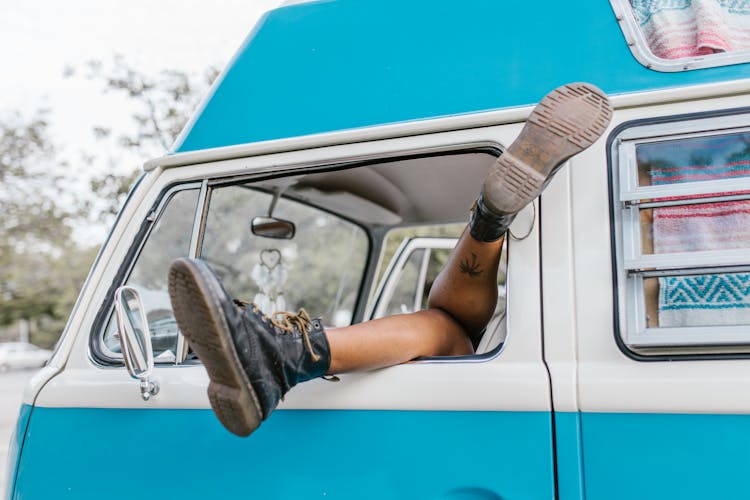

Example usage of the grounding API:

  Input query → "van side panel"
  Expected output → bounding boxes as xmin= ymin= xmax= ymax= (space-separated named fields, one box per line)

xmin=14 ymin=408 xmax=554 ymax=499
xmin=176 ymin=0 xmax=750 ymax=152
xmin=554 ymin=412 xmax=586 ymax=500
xmin=580 ymin=412 xmax=750 ymax=499
xmin=3 ymin=405 xmax=31 ymax=500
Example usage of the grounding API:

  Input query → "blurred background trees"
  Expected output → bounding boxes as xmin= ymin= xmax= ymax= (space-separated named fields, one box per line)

xmin=0 ymin=59 xmax=217 ymax=348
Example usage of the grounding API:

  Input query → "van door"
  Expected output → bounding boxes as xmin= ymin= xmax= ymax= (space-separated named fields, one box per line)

xmin=15 ymin=121 xmax=555 ymax=499
xmin=566 ymin=100 xmax=750 ymax=500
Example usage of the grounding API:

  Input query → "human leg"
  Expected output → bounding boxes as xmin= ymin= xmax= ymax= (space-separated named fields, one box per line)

xmin=427 ymin=82 xmax=613 ymax=344
xmin=326 ymin=308 xmax=474 ymax=373
xmin=426 ymin=228 xmax=505 ymax=347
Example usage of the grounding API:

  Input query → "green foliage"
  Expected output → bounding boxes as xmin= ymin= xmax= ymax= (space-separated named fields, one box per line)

xmin=1 ymin=59 xmax=217 ymax=347
xmin=0 ymin=111 xmax=98 ymax=346
xmin=85 ymin=56 xmax=218 ymax=152
xmin=0 ymin=111 xmax=65 ymax=245
xmin=82 ymin=57 xmax=219 ymax=220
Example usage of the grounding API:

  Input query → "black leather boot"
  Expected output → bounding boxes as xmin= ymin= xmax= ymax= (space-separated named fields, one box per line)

xmin=168 ymin=257 xmax=331 ymax=437
xmin=471 ymin=82 xmax=613 ymax=243
xmin=469 ymin=193 xmax=518 ymax=243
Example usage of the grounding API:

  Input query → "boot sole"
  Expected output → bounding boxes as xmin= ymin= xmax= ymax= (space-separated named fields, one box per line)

xmin=168 ymin=258 xmax=262 ymax=437
xmin=482 ymin=82 xmax=613 ymax=214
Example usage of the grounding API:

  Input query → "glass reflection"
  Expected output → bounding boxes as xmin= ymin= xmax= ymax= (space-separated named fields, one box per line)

xmin=636 ymin=131 xmax=750 ymax=187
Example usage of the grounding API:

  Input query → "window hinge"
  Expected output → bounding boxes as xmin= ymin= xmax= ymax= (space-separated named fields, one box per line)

xmin=629 ymin=265 xmax=750 ymax=279
xmin=146 ymin=211 xmax=157 ymax=222
xmin=627 ymin=268 xmax=647 ymax=276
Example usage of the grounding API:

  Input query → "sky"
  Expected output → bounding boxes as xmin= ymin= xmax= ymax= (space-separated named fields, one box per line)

xmin=1 ymin=0 xmax=284 ymax=241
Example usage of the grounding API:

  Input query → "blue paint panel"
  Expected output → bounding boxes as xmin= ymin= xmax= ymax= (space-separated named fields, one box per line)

xmin=580 ymin=412 xmax=750 ymax=499
xmin=176 ymin=0 xmax=750 ymax=152
xmin=554 ymin=412 xmax=585 ymax=500
xmin=14 ymin=408 xmax=553 ymax=499
xmin=3 ymin=404 xmax=30 ymax=500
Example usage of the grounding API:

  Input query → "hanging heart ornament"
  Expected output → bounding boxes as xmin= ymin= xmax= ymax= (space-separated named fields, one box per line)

xmin=260 ymin=248 xmax=282 ymax=269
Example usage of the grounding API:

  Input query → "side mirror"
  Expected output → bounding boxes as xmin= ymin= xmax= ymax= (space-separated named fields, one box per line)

xmin=251 ymin=216 xmax=296 ymax=239
xmin=114 ymin=286 xmax=159 ymax=401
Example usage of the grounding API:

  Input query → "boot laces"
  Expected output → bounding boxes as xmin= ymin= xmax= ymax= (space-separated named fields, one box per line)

xmin=270 ymin=309 xmax=321 ymax=363
xmin=233 ymin=299 xmax=320 ymax=363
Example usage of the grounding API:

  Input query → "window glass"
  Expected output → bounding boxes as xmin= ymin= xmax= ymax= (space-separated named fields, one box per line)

xmin=201 ymin=185 xmax=368 ymax=328
xmin=383 ymin=248 xmax=425 ymax=317
xmin=376 ymin=224 xmax=465 ymax=283
xmin=614 ymin=116 xmax=750 ymax=350
xmin=103 ymin=188 xmax=199 ymax=361
xmin=629 ymin=0 xmax=750 ymax=60
xmin=639 ymin=198 xmax=750 ymax=254
xmin=636 ymin=131 xmax=750 ymax=187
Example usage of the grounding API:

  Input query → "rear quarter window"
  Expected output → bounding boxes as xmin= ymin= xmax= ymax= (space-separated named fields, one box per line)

xmin=611 ymin=0 xmax=750 ymax=71
xmin=610 ymin=109 xmax=750 ymax=355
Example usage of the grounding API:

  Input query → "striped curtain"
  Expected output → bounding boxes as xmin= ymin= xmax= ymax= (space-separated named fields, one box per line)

xmin=642 ymin=133 xmax=750 ymax=328
xmin=630 ymin=0 xmax=750 ymax=59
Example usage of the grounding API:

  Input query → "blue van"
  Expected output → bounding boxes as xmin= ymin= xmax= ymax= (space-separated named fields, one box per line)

xmin=6 ymin=1 xmax=750 ymax=498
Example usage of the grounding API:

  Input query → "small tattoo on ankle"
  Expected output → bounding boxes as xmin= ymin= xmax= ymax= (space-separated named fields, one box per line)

xmin=459 ymin=252 xmax=483 ymax=278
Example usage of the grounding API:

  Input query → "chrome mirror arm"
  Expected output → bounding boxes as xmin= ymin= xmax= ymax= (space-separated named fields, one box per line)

xmin=114 ymin=286 xmax=159 ymax=402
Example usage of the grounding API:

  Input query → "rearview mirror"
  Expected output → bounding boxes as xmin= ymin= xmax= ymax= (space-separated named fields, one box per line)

xmin=251 ymin=216 xmax=296 ymax=239
xmin=114 ymin=286 xmax=159 ymax=401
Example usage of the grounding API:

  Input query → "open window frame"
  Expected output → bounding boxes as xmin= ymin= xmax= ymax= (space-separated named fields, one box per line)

xmin=90 ymin=144 xmax=515 ymax=367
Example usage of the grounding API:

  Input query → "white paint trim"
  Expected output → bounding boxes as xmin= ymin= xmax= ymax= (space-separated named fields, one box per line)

xmin=580 ymin=360 xmax=750 ymax=414
xmin=280 ymin=0 xmax=319 ymax=6
xmin=34 ymin=361 xmax=551 ymax=412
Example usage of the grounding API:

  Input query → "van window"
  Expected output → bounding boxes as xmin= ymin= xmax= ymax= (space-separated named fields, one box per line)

xmin=611 ymin=0 xmax=750 ymax=71
xmin=611 ymin=112 xmax=750 ymax=352
xmin=96 ymin=149 xmax=507 ymax=364
xmin=102 ymin=187 xmax=200 ymax=361
xmin=381 ymin=247 xmax=426 ymax=316
xmin=200 ymin=184 xmax=369 ymax=328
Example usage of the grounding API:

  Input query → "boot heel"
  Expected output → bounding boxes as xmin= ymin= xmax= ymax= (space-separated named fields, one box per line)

xmin=207 ymin=382 xmax=261 ymax=437
xmin=482 ymin=152 xmax=546 ymax=215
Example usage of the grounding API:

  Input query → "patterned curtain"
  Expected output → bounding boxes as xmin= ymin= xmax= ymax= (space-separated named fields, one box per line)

xmin=640 ymin=133 xmax=750 ymax=327
xmin=630 ymin=0 xmax=750 ymax=59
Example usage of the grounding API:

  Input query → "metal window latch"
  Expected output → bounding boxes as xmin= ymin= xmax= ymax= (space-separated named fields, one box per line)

xmin=146 ymin=211 xmax=157 ymax=222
